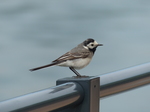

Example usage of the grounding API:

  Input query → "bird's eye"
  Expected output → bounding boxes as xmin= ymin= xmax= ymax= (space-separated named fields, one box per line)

xmin=91 ymin=44 xmax=94 ymax=46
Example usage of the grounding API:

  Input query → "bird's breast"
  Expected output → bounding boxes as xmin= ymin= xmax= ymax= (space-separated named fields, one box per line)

xmin=57 ymin=58 xmax=92 ymax=69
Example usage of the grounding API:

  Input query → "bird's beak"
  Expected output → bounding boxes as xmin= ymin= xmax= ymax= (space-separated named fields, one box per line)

xmin=97 ymin=44 xmax=103 ymax=46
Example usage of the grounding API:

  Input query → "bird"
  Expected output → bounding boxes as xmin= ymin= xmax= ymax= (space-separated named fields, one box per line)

xmin=30 ymin=38 xmax=103 ymax=77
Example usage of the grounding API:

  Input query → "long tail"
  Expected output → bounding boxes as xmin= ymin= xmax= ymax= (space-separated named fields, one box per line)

xmin=30 ymin=63 xmax=56 ymax=71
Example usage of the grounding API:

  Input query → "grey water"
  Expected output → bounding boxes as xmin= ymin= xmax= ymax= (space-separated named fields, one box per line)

xmin=0 ymin=0 xmax=150 ymax=112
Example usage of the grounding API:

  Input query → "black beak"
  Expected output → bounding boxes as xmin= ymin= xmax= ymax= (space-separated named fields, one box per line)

xmin=97 ymin=44 xmax=103 ymax=46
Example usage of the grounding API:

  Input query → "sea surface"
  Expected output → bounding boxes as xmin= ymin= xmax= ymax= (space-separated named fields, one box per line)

xmin=0 ymin=0 xmax=150 ymax=112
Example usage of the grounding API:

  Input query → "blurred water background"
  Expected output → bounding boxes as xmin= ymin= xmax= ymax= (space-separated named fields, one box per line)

xmin=0 ymin=0 xmax=150 ymax=112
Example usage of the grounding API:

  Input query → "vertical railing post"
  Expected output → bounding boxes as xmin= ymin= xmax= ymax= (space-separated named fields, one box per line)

xmin=55 ymin=76 xmax=100 ymax=112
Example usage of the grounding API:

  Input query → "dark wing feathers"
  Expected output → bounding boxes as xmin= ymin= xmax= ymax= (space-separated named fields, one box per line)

xmin=52 ymin=51 xmax=89 ymax=63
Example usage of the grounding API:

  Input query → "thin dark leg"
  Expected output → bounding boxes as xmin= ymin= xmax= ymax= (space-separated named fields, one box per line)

xmin=69 ymin=67 xmax=81 ymax=77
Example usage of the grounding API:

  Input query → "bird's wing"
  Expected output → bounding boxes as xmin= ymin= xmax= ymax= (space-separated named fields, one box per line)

xmin=52 ymin=51 xmax=89 ymax=63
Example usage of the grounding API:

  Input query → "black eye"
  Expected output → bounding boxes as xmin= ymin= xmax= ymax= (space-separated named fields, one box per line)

xmin=91 ymin=44 xmax=94 ymax=46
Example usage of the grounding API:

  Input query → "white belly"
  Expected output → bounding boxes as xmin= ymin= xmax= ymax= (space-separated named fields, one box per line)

xmin=57 ymin=58 xmax=92 ymax=69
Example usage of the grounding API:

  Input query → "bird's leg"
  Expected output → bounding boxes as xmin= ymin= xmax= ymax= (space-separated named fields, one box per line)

xmin=69 ymin=67 xmax=81 ymax=77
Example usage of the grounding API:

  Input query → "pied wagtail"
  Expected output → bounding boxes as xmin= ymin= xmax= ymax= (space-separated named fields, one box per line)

xmin=30 ymin=38 xmax=103 ymax=77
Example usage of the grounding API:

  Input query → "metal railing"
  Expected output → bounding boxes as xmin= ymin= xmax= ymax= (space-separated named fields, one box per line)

xmin=0 ymin=82 xmax=84 ymax=112
xmin=0 ymin=62 xmax=150 ymax=112
xmin=100 ymin=62 xmax=150 ymax=97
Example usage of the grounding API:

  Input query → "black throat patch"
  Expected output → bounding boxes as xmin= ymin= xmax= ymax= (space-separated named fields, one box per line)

xmin=89 ymin=47 xmax=97 ymax=54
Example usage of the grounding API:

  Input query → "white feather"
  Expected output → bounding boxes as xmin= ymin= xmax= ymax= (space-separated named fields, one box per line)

xmin=57 ymin=58 xmax=92 ymax=69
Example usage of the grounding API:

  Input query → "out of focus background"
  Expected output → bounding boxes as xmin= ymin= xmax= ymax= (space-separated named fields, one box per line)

xmin=0 ymin=0 xmax=150 ymax=112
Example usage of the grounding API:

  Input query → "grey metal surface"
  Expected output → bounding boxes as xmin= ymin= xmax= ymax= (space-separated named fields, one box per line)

xmin=57 ymin=76 xmax=100 ymax=112
xmin=100 ymin=62 xmax=150 ymax=97
xmin=0 ymin=82 xmax=84 ymax=112
xmin=0 ymin=62 xmax=150 ymax=112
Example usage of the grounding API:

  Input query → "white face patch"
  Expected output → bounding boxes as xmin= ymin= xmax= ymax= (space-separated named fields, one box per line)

xmin=83 ymin=45 xmax=89 ymax=50
xmin=86 ymin=40 xmax=99 ymax=49
xmin=94 ymin=41 xmax=98 ymax=45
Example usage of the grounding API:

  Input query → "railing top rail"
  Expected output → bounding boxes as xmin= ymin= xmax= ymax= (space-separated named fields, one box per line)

xmin=99 ymin=62 xmax=150 ymax=97
xmin=0 ymin=82 xmax=84 ymax=112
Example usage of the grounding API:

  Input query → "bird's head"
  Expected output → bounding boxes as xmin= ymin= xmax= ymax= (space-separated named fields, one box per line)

xmin=83 ymin=38 xmax=103 ymax=53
